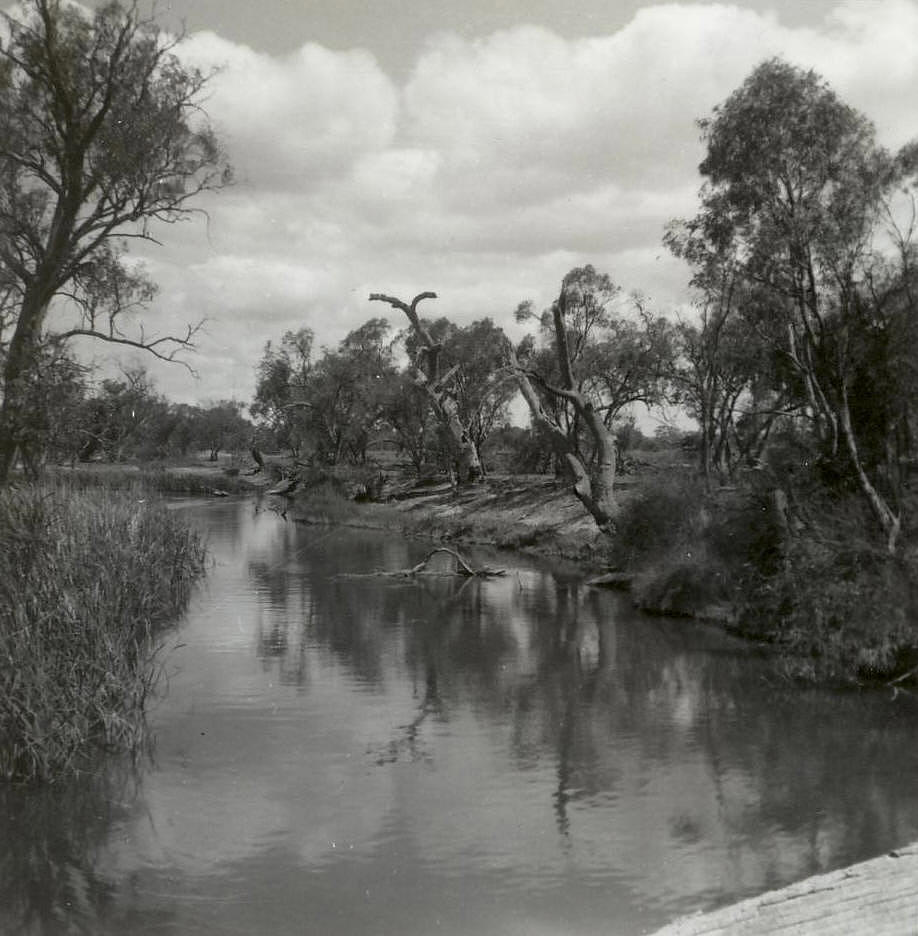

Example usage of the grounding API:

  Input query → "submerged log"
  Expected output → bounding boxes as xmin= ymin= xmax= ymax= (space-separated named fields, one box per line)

xmin=585 ymin=571 xmax=632 ymax=590
xmin=267 ymin=474 xmax=299 ymax=497
xmin=339 ymin=547 xmax=505 ymax=580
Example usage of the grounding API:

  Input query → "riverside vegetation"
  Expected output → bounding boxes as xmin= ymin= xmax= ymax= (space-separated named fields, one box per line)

xmin=1 ymin=0 xmax=916 ymax=785
xmin=282 ymin=453 xmax=918 ymax=689
xmin=0 ymin=482 xmax=206 ymax=782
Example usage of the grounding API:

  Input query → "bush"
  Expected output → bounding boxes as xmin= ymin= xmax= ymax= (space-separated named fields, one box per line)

xmin=611 ymin=474 xmax=707 ymax=567
xmin=0 ymin=482 xmax=206 ymax=781
xmin=735 ymin=499 xmax=918 ymax=684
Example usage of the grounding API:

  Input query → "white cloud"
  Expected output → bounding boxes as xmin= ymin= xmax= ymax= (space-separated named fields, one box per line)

xmin=69 ymin=1 xmax=918 ymax=405
xmin=178 ymin=31 xmax=398 ymax=187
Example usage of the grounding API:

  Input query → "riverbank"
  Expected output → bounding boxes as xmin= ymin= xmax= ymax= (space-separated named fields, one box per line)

xmin=281 ymin=468 xmax=918 ymax=688
xmin=35 ymin=458 xmax=918 ymax=688
xmin=0 ymin=481 xmax=207 ymax=782
xmin=651 ymin=840 xmax=918 ymax=935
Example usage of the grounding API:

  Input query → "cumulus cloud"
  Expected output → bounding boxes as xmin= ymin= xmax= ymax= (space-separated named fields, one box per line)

xmin=178 ymin=31 xmax=398 ymax=187
xmin=78 ymin=0 xmax=918 ymax=404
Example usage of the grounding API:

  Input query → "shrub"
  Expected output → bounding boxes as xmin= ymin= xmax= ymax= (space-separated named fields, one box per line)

xmin=735 ymin=504 xmax=918 ymax=684
xmin=611 ymin=474 xmax=707 ymax=567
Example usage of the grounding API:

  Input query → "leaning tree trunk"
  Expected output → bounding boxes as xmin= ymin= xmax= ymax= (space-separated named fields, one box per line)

xmin=839 ymin=385 xmax=901 ymax=554
xmin=506 ymin=286 xmax=620 ymax=533
xmin=509 ymin=350 xmax=617 ymax=533
xmin=369 ymin=291 xmax=483 ymax=484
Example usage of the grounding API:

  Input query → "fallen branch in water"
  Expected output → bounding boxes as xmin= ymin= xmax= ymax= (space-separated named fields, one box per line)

xmin=339 ymin=547 xmax=505 ymax=579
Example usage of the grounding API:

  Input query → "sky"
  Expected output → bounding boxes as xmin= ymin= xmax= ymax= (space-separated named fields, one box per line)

xmin=33 ymin=1 xmax=918 ymax=405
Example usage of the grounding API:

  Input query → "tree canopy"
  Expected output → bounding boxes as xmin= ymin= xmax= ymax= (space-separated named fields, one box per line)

xmin=669 ymin=58 xmax=918 ymax=549
xmin=0 ymin=0 xmax=230 ymax=482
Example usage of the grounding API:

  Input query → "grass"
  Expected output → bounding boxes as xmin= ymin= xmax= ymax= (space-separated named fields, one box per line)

xmin=52 ymin=463 xmax=259 ymax=495
xmin=0 ymin=481 xmax=207 ymax=782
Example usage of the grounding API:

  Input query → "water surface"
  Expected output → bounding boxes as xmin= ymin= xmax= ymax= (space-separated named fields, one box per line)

xmin=3 ymin=498 xmax=918 ymax=935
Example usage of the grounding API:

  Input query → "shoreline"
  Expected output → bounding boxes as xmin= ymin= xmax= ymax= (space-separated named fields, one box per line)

xmin=43 ymin=461 xmax=918 ymax=688
xmin=280 ymin=473 xmax=917 ymax=689
xmin=650 ymin=841 xmax=918 ymax=935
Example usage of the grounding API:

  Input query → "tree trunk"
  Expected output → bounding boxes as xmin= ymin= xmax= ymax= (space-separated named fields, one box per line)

xmin=510 ymin=349 xmax=617 ymax=532
xmin=839 ymin=388 xmax=900 ymax=554
xmin=369 ymin=291 xmax=483 ymax=485
xmin=0 ymin=290 xmax=48 ymax=485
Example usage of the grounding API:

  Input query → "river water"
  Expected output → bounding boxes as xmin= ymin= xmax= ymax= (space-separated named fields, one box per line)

xmin=3 ymin=497 xmax=918 ymax=936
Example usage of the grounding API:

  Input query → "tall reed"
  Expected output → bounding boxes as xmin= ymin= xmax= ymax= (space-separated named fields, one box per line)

xmin=0 ymin=481 xmax=206 ymax=782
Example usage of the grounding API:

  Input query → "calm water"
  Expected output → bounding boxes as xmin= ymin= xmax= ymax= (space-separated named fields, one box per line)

xmin=3 ymin=498 xmax=918 ymax=936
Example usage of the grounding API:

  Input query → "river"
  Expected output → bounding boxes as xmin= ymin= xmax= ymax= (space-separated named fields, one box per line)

xmin=3 ymin=497 xmax=918 ymax=935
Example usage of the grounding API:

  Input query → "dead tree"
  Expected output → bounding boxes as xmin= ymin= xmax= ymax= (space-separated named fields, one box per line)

xmin=369 ymin=291 xmax=483 ymax=484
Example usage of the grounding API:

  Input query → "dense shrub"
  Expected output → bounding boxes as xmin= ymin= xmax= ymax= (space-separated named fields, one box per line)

xmin=734 ymin=492 xmax=918 ymax=683
xmin=611 ymin=464 xmax=918 ymax=683
xmin=611 ymin=474 xmax=707 ymax=567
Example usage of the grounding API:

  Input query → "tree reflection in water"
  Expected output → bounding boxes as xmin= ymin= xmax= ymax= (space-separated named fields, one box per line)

xmin=4 ymin=507 xmax=918 ymax=935
xmin=245 ymin=526 xmax=918 ymax=906
xmin=0 ymin=759 xmax=175 ymax=935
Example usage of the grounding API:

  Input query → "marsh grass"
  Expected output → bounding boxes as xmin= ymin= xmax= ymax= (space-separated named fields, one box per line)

xmin=54 ymin=464 xmax=257 ymax=495
xmin=0 ymin=481 xmax=206 ymax=782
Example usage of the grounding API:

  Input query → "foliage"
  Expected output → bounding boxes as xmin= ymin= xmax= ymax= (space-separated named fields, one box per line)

xmin=251 ymin=328 xmax=314 ymax=457
xmin=308 ymin=318 xmax=396 ymax=465
xmin=398 ymin=315 xmax=515 ymax=472
xmin=733 ymin=489 xmax=918 ymax=683
xmin=483 ymin=425 xmax=555 ymax=474
xmin=511 ymin=265 xmax=676 ymax=531
xmin=252 ymin=321 xmax=399 ymax=465
xmin=12 ymin=344 xmax=89 ymax=475
xmin=186 ymin=400 xmax=251 ymax=461
xmin=380 ymin=370 xmax=440 ymax=475
xmin=76 ymin=367 xmax=169 ymax=462
xmin=670 ymin=58 xmax=918 ymax=550
xmin=0 ymin=0 xmax=230 ymax=483
xmin=0 ymin=481 xmax=206 ymax=781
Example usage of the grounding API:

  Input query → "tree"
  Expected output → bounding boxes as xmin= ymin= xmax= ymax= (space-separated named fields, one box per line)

xmin=306 ymin=318 xmax=395 ymax=465
xmin=252 ymin=320 xmax=397 ymax=465
xmin=380 ymin=371 xmax=438 ymax=475
xmin=510 ymin=266 xmax=674 ymax=532
xmin=663 ymin=228 xmax=787 ymax=482
xmin=0 ymin=0 xmax=230 ymax=483
xmin=13 ymin=343 xmax=88 ymax=474
xmin=438 ymin=318 xmax=516 ymax=468
xmin=369 ymin=292 xmax=485 ymax=484
xmin=78 ymin=366 xmax=167 ymax=462
xmin=399 ymin=316 xmax=516 ymax=471
xmin=679 ymin=58 xmax=918 ymax=551
xmin=191 ymin=400 xmax=251 ymax=461
xmin=251 ymin=329 xmax=314 ymax=457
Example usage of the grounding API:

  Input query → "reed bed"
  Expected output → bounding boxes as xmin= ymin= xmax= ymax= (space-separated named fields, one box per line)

xmin=0 ymin=481 xmax=206 ymax=782
xmin=53 ymin=464 xmax=258 ymax=495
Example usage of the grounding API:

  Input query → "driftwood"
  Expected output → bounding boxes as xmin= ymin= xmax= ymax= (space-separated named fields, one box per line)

xmin=339 ymin=547 xmax=505 ymax=580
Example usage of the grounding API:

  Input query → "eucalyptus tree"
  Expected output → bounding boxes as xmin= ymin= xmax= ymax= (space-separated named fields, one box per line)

xmin=0 ymin=0 xmax=230 ymax=483
xmin=510 ymin=266 xmax=674 ymax=532
xmin=251 ymin=328 xmax=314 ymax=457
xmin=380 ymin=370 xmax=439 ymax=475
xmin=191 ymin=400 xmax=251 ymax=462
xmin=676 ymin=58 xmax=917 ymax=550
xmin=400 ymin=316 xmax=515 ymax=471
xmin=307 ymin=318 xmax=395 ymax=465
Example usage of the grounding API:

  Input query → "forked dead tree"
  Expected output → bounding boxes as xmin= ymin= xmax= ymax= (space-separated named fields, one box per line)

xmin=369 ymin=291 xmax=483 ymax=484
